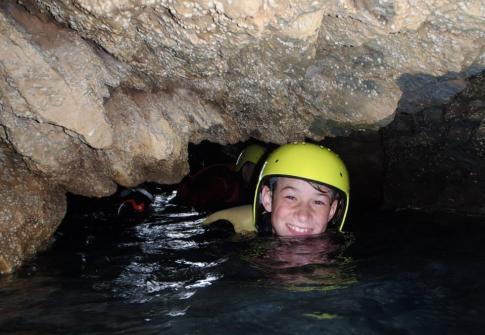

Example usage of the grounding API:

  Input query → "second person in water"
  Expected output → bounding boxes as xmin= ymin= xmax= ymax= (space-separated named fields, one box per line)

xmin=175 ymin=144 xmax=267 ymax=211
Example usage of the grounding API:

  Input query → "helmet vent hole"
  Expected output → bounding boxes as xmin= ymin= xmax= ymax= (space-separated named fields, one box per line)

xmin=340 ymin=172 xmax=343 ymax=177
xmin=275 ymin=159 xmax=279 ymax=163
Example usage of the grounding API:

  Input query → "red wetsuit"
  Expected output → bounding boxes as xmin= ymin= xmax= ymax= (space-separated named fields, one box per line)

xmin=175 ymin=164 xmax=245 ymax=210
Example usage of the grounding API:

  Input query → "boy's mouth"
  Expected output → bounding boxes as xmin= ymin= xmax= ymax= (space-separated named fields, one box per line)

xmin=286 ymin=223 xmax=313 ymax=236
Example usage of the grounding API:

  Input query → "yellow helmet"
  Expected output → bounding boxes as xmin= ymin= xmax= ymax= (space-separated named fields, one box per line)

xmin=235 ymin=144 xmax=266 ymax=171
xmin=252 ymin=142 xmax=350 ymax=232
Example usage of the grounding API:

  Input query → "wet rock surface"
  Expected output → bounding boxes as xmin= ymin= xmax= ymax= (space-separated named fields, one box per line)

xmin=383 ymin=71 xmax=485 ymax=214
xmin=0 ymin=0 xmax=484 ymax=272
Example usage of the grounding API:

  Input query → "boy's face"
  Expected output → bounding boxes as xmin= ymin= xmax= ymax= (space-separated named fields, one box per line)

xmin=261 ymin=177 xmax=338 ymax=237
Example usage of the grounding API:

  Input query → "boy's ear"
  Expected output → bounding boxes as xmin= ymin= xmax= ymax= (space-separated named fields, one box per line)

xmin=261 ymin=185 xmax=272 ymax=213
xmin=328 ymin=199 xmax=338 ymax=221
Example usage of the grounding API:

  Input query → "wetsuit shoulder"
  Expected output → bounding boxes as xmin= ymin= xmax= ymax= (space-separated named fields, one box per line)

xmin=203 ymin=205 xmax=255 ymax=234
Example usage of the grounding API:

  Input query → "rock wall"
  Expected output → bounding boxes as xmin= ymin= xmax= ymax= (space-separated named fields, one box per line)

xmin=0 ymin=0 xmax=484 ymax=272
xmin=0 ymin=141 xmax=66 ymax=273
xmin=383 ymin=71 xmax=485 ymax=214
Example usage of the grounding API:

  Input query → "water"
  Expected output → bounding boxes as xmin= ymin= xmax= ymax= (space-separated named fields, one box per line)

xmin=1 ymin=191 xmax=485 ymax=334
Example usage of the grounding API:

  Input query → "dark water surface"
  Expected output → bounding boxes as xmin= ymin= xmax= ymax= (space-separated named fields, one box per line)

xmin=1 ymin=191 xmax=485 ymax=334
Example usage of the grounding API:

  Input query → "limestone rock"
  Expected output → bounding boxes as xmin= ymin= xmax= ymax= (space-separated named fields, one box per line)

xmin=0 ymin=142 xmax=66 ymax=274
xmin=0 ymin=5 xmax=113 ymax=149
xmin=29 ymin=0 xmax=484 ymax=141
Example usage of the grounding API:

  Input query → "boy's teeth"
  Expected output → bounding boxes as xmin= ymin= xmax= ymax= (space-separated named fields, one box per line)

xmin=288 ymin=224 xmax=310 ymax=233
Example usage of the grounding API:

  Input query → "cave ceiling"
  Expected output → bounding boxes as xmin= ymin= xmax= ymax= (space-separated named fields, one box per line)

xmin=1 ymin=0 xmax=484 ymax=191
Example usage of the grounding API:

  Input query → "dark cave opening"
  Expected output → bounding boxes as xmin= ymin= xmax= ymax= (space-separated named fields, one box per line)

xmin=62 ymin=134 xmax=385 ymax=236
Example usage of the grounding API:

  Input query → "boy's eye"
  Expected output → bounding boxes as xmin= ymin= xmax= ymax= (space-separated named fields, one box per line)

xmin=314 ymin=200 xmax=326 ymax=206
xmin=284 ymin=195 xmax=296 ymax=201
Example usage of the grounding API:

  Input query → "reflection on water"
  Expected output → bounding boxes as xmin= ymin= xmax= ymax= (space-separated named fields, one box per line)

xmin=1 ymin=191 xmax=485 ymax=334
xmin=244 ymin=233 xmax=357 ymax=290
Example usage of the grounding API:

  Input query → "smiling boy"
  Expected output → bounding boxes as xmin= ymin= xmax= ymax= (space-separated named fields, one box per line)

xmin=260 ymin=177 xmax=338 ymax=237
xmin=204 ymin=142 xmax=350 ymax=236
xmin=253 ymin=142 xmax=349 ymax=236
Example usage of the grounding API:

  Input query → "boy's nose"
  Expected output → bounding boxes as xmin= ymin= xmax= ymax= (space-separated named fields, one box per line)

xmin=296 ymin=204 xmax=311 ymax=223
